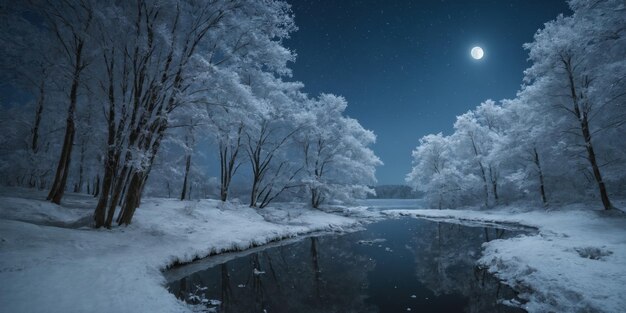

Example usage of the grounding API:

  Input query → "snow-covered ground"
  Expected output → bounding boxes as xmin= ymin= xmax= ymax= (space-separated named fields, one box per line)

xmin=3 ymin=188 xmax=624 ymax=313
xmin=0 ymin=188 xmax=363 ymax=313
xmin=384 ymin=203 xmax=626 ymax=313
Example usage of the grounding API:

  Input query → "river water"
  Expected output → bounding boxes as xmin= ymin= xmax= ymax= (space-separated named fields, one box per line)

xmin=165 ymin=212 xmax=527 ymax=313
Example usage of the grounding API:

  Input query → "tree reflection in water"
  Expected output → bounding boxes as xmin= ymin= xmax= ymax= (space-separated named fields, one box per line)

xmin=166 ymin=218 xmax=527 ymax=313
xmin=404 ymin=221 xmax=525 ymax=313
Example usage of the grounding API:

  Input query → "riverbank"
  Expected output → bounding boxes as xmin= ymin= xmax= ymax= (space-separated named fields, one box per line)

xmin=385 ymin=203 xmax=626 ymax=313
xmin=0 ymin=188 xmax=364 ymax=313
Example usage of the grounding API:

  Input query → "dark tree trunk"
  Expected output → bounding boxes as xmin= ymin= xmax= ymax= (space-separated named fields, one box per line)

xmin=47 ymin=111 xmax=77 ymax=204
xmin=94 ymin=162 xmax=116 ymax=228
xmin=257 ymin=164 xmax=302 ymax=209
xmin=563 ymin=56 xmax=613 ymax=210
xmin=469 ymin=136 xmax=489 ymax=207
xmin=181 ymin=127 xmax=195 ymax=201
xmin=492 ymin=180 xmax=498 ymax=204
xmin=109 ymin=166 xmax=129 ymax=226
xmin=93 ymin=175 xmax=100 ymax=197
xmin=220 ymin=126 xmax=243 ymax=202
xmin=118 ymin=171 xmax=143 ymax=225
xmin=180 ymin=153 xmax=191 ymax=200
xmin=118 ymin=169 xmax=132 ymax=206
xmin=250 ymin=179 xmax=259 ymax=207
xmin=311 ymin=188 xmax=322 ymax=209
xmin=479 ymin=165 xmax=489 ymax=207
xmin=94 ymin=56 xmax=120 ymax=227
xmin=47 ymin=39 xmax=85 ymax=204
xmin=580 ymin=115 xmax=612 ymax=210
xmin=220 ymin=147 xmax=228 ymax=201
xmin=116 ymin=127 xmax=166 ymax=225
xmin=74 ymin=143 xmax=85 ymax=193
xmin=246 ymin=121 xmax=296 ymax=208
xmin=533 ymin=147 xmax=548 ymax=205
xmin=489 ymin=165 xmax=499 ymax=205
xmin=31 ymin=79 xmax=45 ymax=153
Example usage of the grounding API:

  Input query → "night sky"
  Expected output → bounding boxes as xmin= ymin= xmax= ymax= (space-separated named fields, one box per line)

xmin=285 ymin=0 xmax=571 ymax=184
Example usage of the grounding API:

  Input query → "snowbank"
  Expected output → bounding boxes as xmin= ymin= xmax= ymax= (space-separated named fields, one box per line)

xmin=0 ymin=188 xmax=361 ymax=313
xmin=385 ymin=204 xmax=626 ymax=313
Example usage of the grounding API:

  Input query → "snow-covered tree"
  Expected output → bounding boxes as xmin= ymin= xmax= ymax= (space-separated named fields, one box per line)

xmin=89 ymin=0 xmax=298 ymax=226
xmin=408 ymin=0 xmax=626 ymax=210
xmin=522 ymin=0 xmax=626 ymax=210
xmin=2 ymin=0 xmax=383 ymax=225
xmin=301 ymin=94 xmax=381 ymax=208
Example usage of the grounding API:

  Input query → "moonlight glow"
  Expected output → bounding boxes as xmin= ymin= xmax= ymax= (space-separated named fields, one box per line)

xmin=471 ymin=46 xmax=484 ymax=59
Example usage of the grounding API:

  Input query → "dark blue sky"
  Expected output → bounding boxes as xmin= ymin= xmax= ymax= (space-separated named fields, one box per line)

xmin=284 ymin=0 xmax=571 ymax=184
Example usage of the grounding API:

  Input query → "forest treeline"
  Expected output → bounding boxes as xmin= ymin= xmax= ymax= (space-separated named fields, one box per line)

xmin=407 ymin=0 xmax=626 ymax=210
xmin=366 ymin=185 xmax=421 ymax=199
xmin=0 ymin=0 xmax=381 ymax=227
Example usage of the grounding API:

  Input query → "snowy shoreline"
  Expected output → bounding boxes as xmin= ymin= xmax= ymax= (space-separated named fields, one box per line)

xmin=0 ymin=190 xmax=367 ymax=313
xmin=384 ymin=204 xmax=626 ymax=313
xmin=2 ymin=189 xmax=625 ymax=313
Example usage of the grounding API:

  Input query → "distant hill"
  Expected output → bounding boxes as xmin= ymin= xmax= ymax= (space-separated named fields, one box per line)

xmin=367 ymin=185 xmax=421 ymax=199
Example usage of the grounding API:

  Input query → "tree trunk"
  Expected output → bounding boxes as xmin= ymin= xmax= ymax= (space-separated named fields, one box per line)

xmin=47 ymin=40 xmax=84 ymax=204
xmin=116 ymin=126 xmax=166 ymax=225
xmin=109 ymin=166 xmax=129 ymax=226
xmin=118 ymin=169 xmax=132 ymax=206
xmin=489 ymin=165 xmax=499 ymax=205
xmin=220 ymin=127 xmax=242 ymax=202
xmin=118 ymin=171 xmax=143 ymax=225
xmin=180 ymin=153 xmax=191 ymax=200
xmin=93 ymin=175 xmax=100 ymax=197
xmin=580 ymin=115 xmax=612 ymax=210
xmin=492 ymin=180 xmax=498 ymax=204
xmin=94 ymin=67 xmax=119 ymax=227
xmin=94 ymin=161 xmax=116 ymax=228
xmin=46 ymin=113 xmax=76 ymax=204
xmin=31 ymin=79 xmax=45 ymax=153
xmin=533 ymin=147 xmax=548 ymax=205
xmin=311 ymin=188 xmax=321 ymax=209
xmin=469 ymin=135 xmax=489 ymax=207
xmin=563 ymin=56 xmax=613 ymax=210
xmin=220 ymin=145 xmax=231 ymax=202
xmin=74 ymin=143 xmax=85 ymax=193
xmin=250 ymin=178 xmax=259 ymax=207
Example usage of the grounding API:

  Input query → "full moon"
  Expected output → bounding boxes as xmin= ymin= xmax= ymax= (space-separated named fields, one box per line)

xmin=471 ymin=46 xmax=484 ymax=60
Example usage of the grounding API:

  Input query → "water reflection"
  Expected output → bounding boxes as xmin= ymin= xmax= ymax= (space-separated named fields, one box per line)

xmin=166 ymin=218 xmax=527 ymax=313
xmin=404 ymin=222 xmax=523 ymax=312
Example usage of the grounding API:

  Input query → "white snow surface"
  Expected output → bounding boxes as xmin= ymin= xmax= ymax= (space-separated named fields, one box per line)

xmin=385 ymin=203 xmax=626 ymax=313
xmin=0 ymin=188 xmax=361 ymax=313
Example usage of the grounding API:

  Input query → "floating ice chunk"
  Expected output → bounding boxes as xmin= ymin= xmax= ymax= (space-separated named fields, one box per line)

xmin=253 ymin=268 xmax=266 ymax=275
xmin=357 ymin=238 xmax=387 ymax=245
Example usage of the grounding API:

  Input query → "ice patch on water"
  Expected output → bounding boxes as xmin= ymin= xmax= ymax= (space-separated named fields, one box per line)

xmin=357 ymin=238 xmax=386 ymax=245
